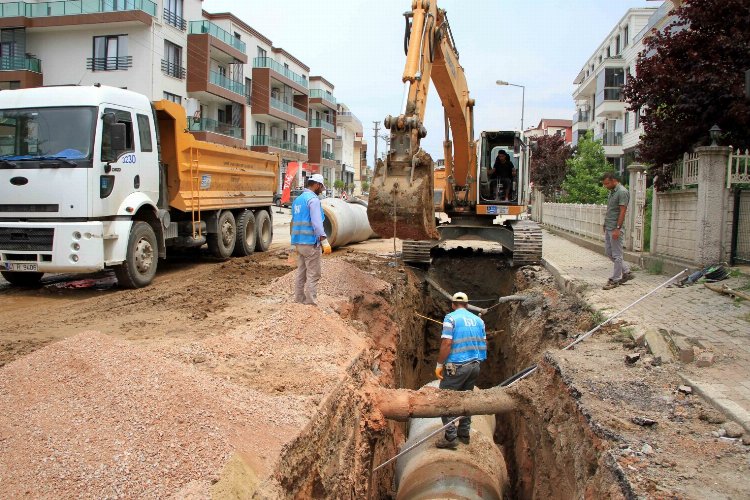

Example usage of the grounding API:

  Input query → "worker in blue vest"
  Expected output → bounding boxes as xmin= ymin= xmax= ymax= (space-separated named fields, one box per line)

xmin=291 ymin=174 xmax=331 ymax=305
xmin=434 ymin=292 xmax=487 ymax=449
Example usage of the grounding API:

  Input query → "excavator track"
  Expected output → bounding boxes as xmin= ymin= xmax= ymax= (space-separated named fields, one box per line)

xmin=506 ymin=219 xmax=543 ymax=266
xmin=402 ymin=240 xmax=435 ymax=264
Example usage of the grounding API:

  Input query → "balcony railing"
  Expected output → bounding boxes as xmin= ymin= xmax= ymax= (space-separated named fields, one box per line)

xmin=309 ymin=118 xmax=335 ymax=133
xmin=253 ymin=57 xmax=308 ymax=88
xmin=599 ymin=132 xmax=623 ymax=146
xmin=209 ymin=70 xmax=245 ymax=95
xmin=161 ymin=59 xmax=185 ymax=79
xmin=309 ymin=88 xmax=336 ymax=105
xmin=189 ymin=117 xmax=242 ymax=138
xmin=0 ymin=0 xmax=157 ymax=18
xmin=597 ymin=87 xmax=622 ymax=102
xmin=573 ymin=111 xmax=589 ymax=124
xmin=0 ymin=56 xmax=41 ymax=73
xmin=270 ymin=96 xmax=306 ymax=121
xmin=189 ymin=20 xmax=246 ymax=54
xmin=251 ymin=135 xmax=307 ymax=154
xmin=86 ymin=56 xmax=132 ymax=71
xmin=322 ymin=150 xmax=335 ymax=160
xmin=163 ymin=7 xmax=185 ymax=30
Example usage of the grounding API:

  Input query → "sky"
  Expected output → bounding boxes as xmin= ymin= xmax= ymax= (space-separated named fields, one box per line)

xmin=203 ymin=0 xmax=657 ymax=161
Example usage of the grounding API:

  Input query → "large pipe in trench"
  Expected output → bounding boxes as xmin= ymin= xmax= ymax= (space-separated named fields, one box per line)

xmin=395 ymin=381 xmax=509 ymax=499
xmin=321 ymin=198 xmax=377 ymax=248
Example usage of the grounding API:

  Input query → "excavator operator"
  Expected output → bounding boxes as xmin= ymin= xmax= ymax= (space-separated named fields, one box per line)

xmin=489 ymin=150 xmax=516 ymax=202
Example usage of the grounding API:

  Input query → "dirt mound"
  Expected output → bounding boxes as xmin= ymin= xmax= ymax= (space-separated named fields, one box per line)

xmin=270 ymin=258 xmax=390 ymax=300
xmin=0 ymin=331 xmax=309 ymax=498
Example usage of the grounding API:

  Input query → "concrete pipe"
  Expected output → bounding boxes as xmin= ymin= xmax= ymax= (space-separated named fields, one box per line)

xmin=321 ymin=198 xmax=376 ymax=248
xmin=395 ymin=381 xmax=508 ymax=500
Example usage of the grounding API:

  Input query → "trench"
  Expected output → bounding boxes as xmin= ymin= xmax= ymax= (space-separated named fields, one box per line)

xmin=380 ymin=248 xmax=627 ymax=499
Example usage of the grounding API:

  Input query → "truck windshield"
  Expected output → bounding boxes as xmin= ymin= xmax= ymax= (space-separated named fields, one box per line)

xmin=0 ymin=107 xmax=96 ymax=160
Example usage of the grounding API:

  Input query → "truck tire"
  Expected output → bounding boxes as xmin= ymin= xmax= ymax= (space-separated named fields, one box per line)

xmin=114 ymin=221 xmax=158 ymax=289
xmin=233 ymin=209 xmax=256 ymax=256
xmin=1 ymin=271 xmax=44 ymax=287
xmin=208 ymin=210 xmax=236 ymax=259
xmin=254 ymin=209 xmax=273 ymax=252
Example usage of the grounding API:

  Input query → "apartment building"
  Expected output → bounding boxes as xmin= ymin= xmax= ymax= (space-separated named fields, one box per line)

xmin=0 ymin=0 xmax=365 ymax=193
xmin=335 ymin=102 xmax=362 ymax=190
xmin=571 ymin=7 xmax=655 ymax=174
xmin=353 ymin=134 xmax=368 ymax=194
xmin=307 ymin=75 xmax=337 ymax=188
xmin=524 ymin=118 xmax=573 ymax=145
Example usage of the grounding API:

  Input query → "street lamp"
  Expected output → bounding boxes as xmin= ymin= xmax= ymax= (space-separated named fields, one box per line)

xmin=496 ymin=80 xmax=525 ymax=133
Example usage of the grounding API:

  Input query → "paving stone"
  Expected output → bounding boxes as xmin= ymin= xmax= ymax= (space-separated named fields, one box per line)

xmin=723 ymin=422 xmax=744 ymax=438
xmin=696 ymin=352 xmax=716 ymax=367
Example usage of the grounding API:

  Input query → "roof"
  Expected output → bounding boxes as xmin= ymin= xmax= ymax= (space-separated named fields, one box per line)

xmin=540 ymin=119 xmax=572 ymax=128
xmin=272 ymin=47 xmax=310 ymax=72
xmin=309 ymin=76 xmax=334 ymax=90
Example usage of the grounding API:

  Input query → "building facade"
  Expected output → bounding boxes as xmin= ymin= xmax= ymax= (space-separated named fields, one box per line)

xmin=335 ymin=102 xmax=362 ymax=192
xmin=524 ymin=118 xmax=573 ymax=145
xmin=0 ymin=0 xmax=361 ymax=192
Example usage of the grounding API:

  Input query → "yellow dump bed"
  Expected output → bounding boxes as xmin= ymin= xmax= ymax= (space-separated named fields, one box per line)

xmin=153 ymin=100 xmax=279 ymax=213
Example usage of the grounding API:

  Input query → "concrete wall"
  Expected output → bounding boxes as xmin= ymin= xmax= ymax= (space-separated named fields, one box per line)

xmin=652 ymin=190 xmax=698 ymax=263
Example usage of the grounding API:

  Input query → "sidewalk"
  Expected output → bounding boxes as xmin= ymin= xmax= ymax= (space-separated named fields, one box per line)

xmin=542 ymin=230 xmax=750 ymax=432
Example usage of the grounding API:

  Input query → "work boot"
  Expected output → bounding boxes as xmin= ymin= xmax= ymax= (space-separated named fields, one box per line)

xmin=457 ymin=434 xmax=471 ymax=445
xmin=621 ymin=272 xmax=635 ymax=283
xmin=435 ymin=436 xmax=458 ymax=450
xmin=602 ymin=279 xmax=619 ymax=290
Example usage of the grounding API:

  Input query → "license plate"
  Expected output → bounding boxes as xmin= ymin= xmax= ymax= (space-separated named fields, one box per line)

xmin=4 ymin=262 xmax=38 ymax=272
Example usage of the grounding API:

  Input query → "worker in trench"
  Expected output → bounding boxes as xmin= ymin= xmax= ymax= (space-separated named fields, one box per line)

xmin=434 ymin=292 xmax=488 ymax=449
xmin=291 ymin=173 xmax=332 ymax=305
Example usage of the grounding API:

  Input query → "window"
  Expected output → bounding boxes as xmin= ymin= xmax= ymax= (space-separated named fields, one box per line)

xmin=257 ymin=46 xmax=267 ymax=59
xmin=606 ymin=47 xmax=611 ymax=58
xmin=102 ymin=108 xmax=134 ymax=161
xmin=163 ymin=91 xmax=181 ymax=104
xmin=0 ymin=81 xmax=20 ymax=90
xmin=136 ymin=114 xmax=153 ymax=152
xmin=245 ymin=77 xmax=252 ymax=104
xmin=234 ymin=32 xmax=241 ymax=40
xmin=255 ymin=121 xmax=266 ymax=137
xmin=624 ymin=26 xmax=629 ymax=47
xmin=90 ymin=35 xmax=129 ymax=71
xmin=635 ymin=109 xmax=641 ymax=129
xmin=164 ymin=0 xmax=184 ymax=30
xmin=218 ymin=65 xmax=226 ymax=78
xmin=301 ymin=135 xmax=305 ymax=146
xmin=218 ymin=108 xmax=226 ymax=124
xmin=162 ymin=41 xmax=183 ymax=79
xmin=624 ymin=112 xmax=630 ymax=134
xmin=615 ymin=35 xmax=621 ymax=55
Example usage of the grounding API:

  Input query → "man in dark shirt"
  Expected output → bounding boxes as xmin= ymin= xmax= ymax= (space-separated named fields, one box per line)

xmin=489 ymin=150 xmax=516 ymax=201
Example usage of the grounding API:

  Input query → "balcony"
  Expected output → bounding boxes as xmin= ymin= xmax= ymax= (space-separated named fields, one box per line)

xmin=210 ymin=70 xmax=244 ymax=96
xmin=161 ymin=59 xmax=185 ymax=80
xmin=573 ymin=110 xmax=589 ymax=125
xmin=309 ymin=118 xmax=335 ymax=133
xmin=163 ymin=7 xmax=185 ymax=30
xmin=0 ymin=55 xmax=40 ymax=73
xmin=270 ymin=96 xmax=306 ymax=121
xmin=322 ymin=150 xmax=335 ymax=161
xmin=253 ymin=57 xmax=307 ymax=88
xmin=0 ymin=0 xmax=157 ymax=18
xmin=189 ymin=117 xmax=242 ymax=138
xmin=600 ymin=132 xmax=623 ymax=146
xmin=86 ymin=56 xmax=132 ymax=71
xmin=309 ymin=88 xmax=336 ymax=105
xmin=189 ymin=20 xmax=246 ymax=54
xmin=251 ymin=135 xmax=307 ymax=154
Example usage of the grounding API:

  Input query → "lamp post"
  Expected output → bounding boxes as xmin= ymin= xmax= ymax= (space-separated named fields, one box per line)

xmin=496 ymin=80 xmax=525 ymax=133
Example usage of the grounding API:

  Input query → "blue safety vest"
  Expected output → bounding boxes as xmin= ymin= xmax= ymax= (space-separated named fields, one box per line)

xmin=291 ymin=190 xmax=325 ymax=245
xmin=442 ymin=308 xmax=487 ymax=364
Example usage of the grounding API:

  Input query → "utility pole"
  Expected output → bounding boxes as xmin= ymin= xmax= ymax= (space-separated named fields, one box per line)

xmin=373 ymin=121 xmax=380 ymax=179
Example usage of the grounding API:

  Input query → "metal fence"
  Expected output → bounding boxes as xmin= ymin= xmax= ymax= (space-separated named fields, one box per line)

xmin=728 ymin=148 xmax=750 ymax=188
xmin=732 ymin=190 xmax=750 ymax=265
xmin=669 ymin=151 xmax=699 ymax=188
xmin=541 ymin=202 xmax=607 ymax=242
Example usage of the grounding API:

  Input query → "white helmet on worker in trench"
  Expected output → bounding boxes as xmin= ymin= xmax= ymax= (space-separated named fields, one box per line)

xmin=309 ymin=173 xmax=326 ymax=187
xmin=451 ymin=292 xmax=469 ymax=303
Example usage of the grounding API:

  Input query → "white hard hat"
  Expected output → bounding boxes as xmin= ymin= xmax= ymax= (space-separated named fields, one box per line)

xmin=309 ymin=173 xmax=325 ymax=187
xmin=451 ymin=292 xmax=469 ymax=303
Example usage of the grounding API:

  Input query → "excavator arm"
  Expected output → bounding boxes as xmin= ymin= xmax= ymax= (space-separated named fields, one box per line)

xmin=367 ymin=0 xmax=476 ymax=241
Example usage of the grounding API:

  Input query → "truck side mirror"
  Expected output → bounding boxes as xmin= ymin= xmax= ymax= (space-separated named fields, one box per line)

xmin=110 ymin=123 xmax=126 ymax=153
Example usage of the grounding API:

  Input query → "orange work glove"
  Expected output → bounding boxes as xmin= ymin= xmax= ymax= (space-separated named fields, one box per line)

xmin=435 ymin=363 xmax=444 ymax=380
xmin=321 ymin=238 xmax=332 ymax=255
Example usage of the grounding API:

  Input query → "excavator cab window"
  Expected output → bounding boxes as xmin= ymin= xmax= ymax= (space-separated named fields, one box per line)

xmin=479 ymin=133 xmax=518 ymax=204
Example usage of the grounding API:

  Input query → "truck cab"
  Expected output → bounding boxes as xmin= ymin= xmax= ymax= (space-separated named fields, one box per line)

xmin=0 ymin=86 xmax=161 ymax=287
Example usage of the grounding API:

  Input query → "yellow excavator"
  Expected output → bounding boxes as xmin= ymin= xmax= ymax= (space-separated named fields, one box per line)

xmin=367 ymin=0 xmax=542 ymax=265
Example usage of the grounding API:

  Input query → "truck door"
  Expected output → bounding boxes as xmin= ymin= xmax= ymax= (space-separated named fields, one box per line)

xmin=91 ymin=106 xmax=153 ymax=218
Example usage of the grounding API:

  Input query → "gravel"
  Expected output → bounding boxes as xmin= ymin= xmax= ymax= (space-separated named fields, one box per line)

xmin=270 ymin=258 xmax=390 ymax=301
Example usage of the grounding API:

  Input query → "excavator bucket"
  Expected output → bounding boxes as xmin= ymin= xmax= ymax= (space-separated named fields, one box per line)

xmin=367 ymin=150 xmax=440 ymax=241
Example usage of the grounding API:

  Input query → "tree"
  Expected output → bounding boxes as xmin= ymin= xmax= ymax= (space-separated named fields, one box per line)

xmin=561 ymin=132 xmax=610 ymax=204
xmin=529 ymin=135 xmax=573 ymax=198
xmin=623 ymin=0 xmax=750 ymax=171
xmin=333 ymin=179 xmax=345 ymax=194
xmin=361 ymin=180 xmax=370 ymax=193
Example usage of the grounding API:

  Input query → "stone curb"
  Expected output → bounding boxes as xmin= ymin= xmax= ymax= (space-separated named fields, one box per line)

xmin=679 ymin=373 xmax=750 ymax=434
xmin=541 ymin=257 xmax=586 ymax=295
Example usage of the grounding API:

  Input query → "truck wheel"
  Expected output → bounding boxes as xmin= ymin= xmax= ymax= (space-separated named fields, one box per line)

xmin=233 ymin=209 xmax=257 ymax=256
xmin=1 ymin=271 xmax=44 ymax=287
xmin=254 ymin=209 xmax=273 ymax=252
xmin=208 ymin=210 xmax=236 ymax=259
xmin=114 ymin=221 xmax=158 ymax=288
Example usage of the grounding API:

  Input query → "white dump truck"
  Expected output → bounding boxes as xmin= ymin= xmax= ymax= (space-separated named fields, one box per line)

xmin=0 ymin=85 xmax=279 ymax=288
